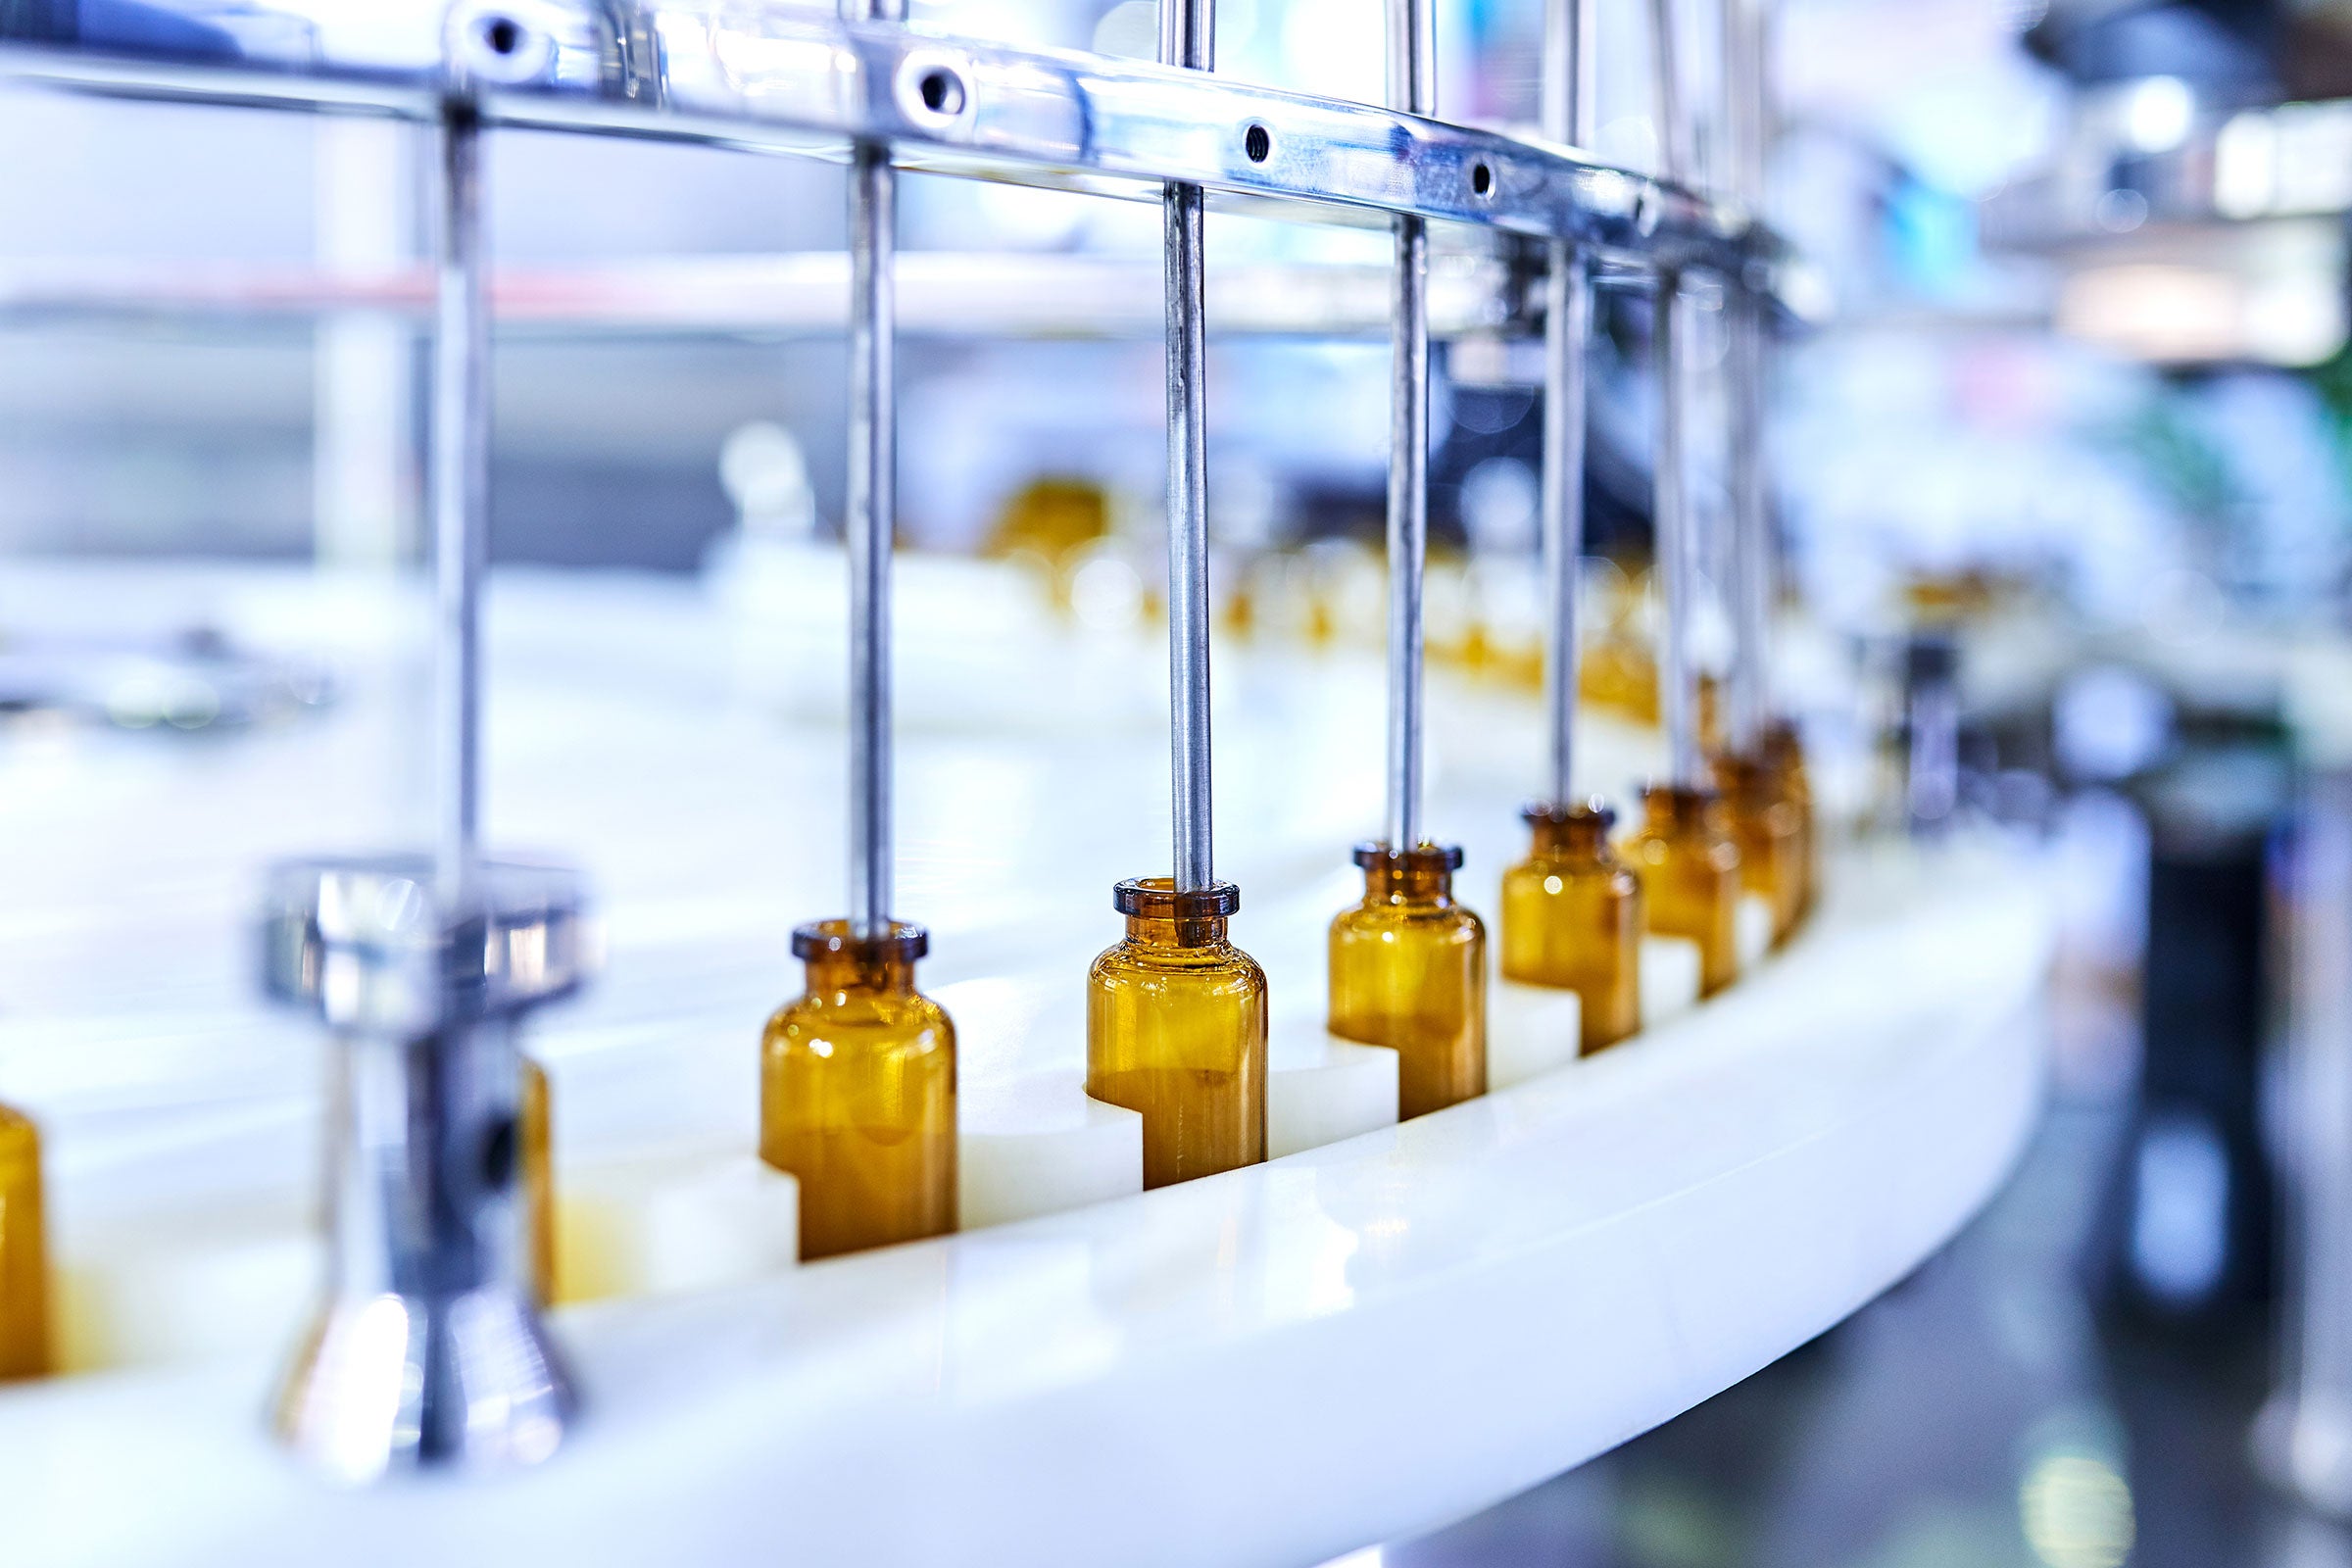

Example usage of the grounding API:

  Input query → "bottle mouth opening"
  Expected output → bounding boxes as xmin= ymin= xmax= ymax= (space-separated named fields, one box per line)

xmin=791 ymin=918 xmax=929 ymax=962
xmin=1351 ymin=842 xmax=1464 ymax=872
xmin=1642 ymin=781 xmax=1721 ymax=810
xmin=1520 ymin=798 xmax=1615 ymax=833
xmin=1112 ymin=876 xmax=1241 ymax=920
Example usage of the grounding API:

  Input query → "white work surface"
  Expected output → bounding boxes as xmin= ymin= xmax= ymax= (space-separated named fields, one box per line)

xmin=0 ymin=564 xmax=2055 ymax=1566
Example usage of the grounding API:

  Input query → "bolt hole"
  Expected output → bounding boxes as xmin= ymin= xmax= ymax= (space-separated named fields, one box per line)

xmin=918 ymin=67 xmax=965 ymax=117
xmin=1244 ymin=122 xmax=1271 ymax=164
xmin=483 ymin=16 xmax=522 ymax=55
xmin=1470 ymin=161 xmax=1494 ymax=198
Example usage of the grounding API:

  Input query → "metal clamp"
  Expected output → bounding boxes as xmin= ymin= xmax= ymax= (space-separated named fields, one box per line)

xmin=263 ymin=856 xmax=589 ymax=1481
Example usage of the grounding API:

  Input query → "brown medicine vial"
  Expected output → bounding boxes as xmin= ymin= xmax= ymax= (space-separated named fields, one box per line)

xmin=0 ymin=1102 xmax=50 ymax=1381
xmin=761 ymin=921 xmax=957 ymax=1261
xmin=1087 ymin=879 xmax=1267 ymax=1190
xmin=1625 ymin=783 xmax=1743 ymax=998
xmin=1501 ymin=803 xmax=1644 ymax=1054
xmin=1329 ymin=844 xmax=1487 ymax=1119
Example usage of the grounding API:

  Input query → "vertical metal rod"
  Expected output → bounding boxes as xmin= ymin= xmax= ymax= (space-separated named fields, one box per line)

xmin=431 ymin=103 xmax=486 ymax=910
xmin=1723 ymin=0 xmax=1769 ymax=758
xmin=1163 ymin=0 xmax=1214 ymax=892
xmin=1540 ymin=0 xmax=1595 ymax=808
xmin=1385 ymin=0 xmax=1433 ymax=851
xmin=847 ymin=0 xmax=903 ymax=935
xmin=1648 ymin=0 xmax=1701 ymax=789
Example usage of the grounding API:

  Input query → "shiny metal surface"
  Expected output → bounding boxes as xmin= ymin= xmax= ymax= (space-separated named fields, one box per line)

xmin=1539 ymin=0 xmax=1596 ymax=809
xmin=0 ymin=4 xmax=1765 ymax=274
xmin=846 ymin=0 xmax=902 ymax=938
xmin=262 ymin=856 xmax=587 ymax=1481
xmin=1648 ymin=0 xmax=1700 ymax=790
xmin=1382 ymin=0 xmax=1433 ymax=854
xmin=1161 ymin=0 xmax=1213 ymax=895
xmin=431 ymin=104 xmax=487 ymax=911
xmin=1722 ymin=0 xmax=1770 ymax=759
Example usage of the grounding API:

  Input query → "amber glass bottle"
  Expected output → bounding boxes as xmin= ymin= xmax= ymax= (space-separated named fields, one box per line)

xmin=1766 ymin=719 xmax=1817 ymax=923
xmin=519 ymin=1056 xmax=555 ymax=1303
xmin=1715 ymin=753 xmax=1803 ymax=947
xmin=1328 ymin=844 xmax=1487 ymax=1119
xmin=1625 ymin=784 xmax=1742 ymax=997
xmin=0 ymin=1102 xmax=49 ymax=1381
xmin=760 ymin=921 xmax=957 ymax=1261
xmin=1087 ymin=879 xmax=1267 ymax=1190
xmin=1501 ymin=804 xmax=1644 ymax=1054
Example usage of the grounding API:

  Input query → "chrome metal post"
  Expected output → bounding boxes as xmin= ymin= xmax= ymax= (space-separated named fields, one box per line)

xmin=1385 ymin=0 xmax=1434 ymax=851
xmin=846 ymin=0 xmax=902 ymax=933
xmin=1648 ymin=0 xmax=1701 ymax=789
xmin=1163 ymin=0 xmax=1214 ymax=892
xmin=432 ymin=101 xmax=486 ymax=911
xmin=1540 ymin=0 xmax=1595 ymax=808
xmin=269 ymin=66 xmax=580 ymax=1478
xmin=1722 ymin=0 xmax=1770 ymax=759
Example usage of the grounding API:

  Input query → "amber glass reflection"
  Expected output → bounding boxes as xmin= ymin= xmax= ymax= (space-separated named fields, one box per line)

xmin=1328 ymin=844 xmax=1486 ymax=1119
xmin=1501 ymin=804 xmax=1643 ymax=1054
xmin=1087 ymin=879 xmax=1267 ymax=1190
xmin=0 ymin=1103 xmax=49 ymax=1381
xmin=520 ymin=1056 xmax=555 ymax=1303
xmin=1715 ymin=753 xmax=1803 ymax=947
xmin=1625 ymin=784 xmax=1742 ymax=997
xmin=1766 ymin=719 xmax=1818 ymax=923
xmin=760 ymin=921 xmax=957 ymax=1261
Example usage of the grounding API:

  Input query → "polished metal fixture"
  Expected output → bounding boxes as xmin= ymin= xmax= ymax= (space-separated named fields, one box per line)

xmin=1384 ymin=0 xmax=1435 ymax=853
xmin=1647 ymin=0 xmax=1702 ymax=790
xmin=1163 ymin=0 xmax=1216 ymax=894
xmin=0 ymin=4 xmax=1765 ymax=274
xmin=1722 ymin=0 xmax=1772 ymax=759
xmin=847 ymin=0 xmax=901 ymax=936
xmin=261 ymin=24 xmax=586 ymax=1477
xmin=1540 ymin=0 xmax=1597 ymax=808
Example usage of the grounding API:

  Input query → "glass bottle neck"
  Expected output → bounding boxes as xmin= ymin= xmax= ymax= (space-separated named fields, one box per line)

xmin=1642 ymin=784 xmax=1720 ymax=834
xmin=1123 ymin=912 xmax=1230 ymax=951
xmin=804 ymin=949 xmax=920 ymax=996
xmin=1528 ymin=811 xmax=1611 ymax=861
xmin=1362 ymin=862 xmax=1454 ymax=906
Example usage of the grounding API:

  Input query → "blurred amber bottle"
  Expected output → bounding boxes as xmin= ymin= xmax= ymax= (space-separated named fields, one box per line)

xmin=1766 ymin=718 xmax=1817 ymax=923
xmin=1088 ymin=879 xmax=1267 ymax=1189
xmin=520 ymin=1056 xmax=555 ymax=1302
xmin=1500 ymin=804 xmax=1644 ymax=1054
xmin=1625 ymin=784 xmax=1742 ymax=997
xmin=1714 ymin=753 xmax=1803 ymax=947
xmin=0 ymin=1102 xmax=49 ymax=1381
xmin=760 ymin=921 xmax=957 ymax=1261
xmin=1329 ymin=844 xmax=1486 ymax=1119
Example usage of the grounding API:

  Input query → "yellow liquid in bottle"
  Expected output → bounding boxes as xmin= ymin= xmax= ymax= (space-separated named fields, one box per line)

xmin=520 ymin=1056 xmax=555 ymax=1303
xmin=1715 ymin=753 xmax=1804 ymax=947
xmin=1624 ymin=784 xmax=1742 ymax=997
xmin=1500 ymin=804 xmax=1643 ymax=1054
xmin=1328 ymin=845 xmax=1487 ymax=1119
xmin=1087 ymin=879 xmax=1267 ymax=1190
xmin=760 ymin=921 xmax=957 ymax=1261
xmin=0 ymin=1103 xmax=50 ymax=1381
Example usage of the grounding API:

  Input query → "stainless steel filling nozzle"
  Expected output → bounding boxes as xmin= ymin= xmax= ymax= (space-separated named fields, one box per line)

xmin=262 ymin=857 xmax=590 ymax=1482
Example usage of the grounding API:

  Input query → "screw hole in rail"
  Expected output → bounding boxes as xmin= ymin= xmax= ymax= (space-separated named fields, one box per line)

xmin=1470 ymin=161 xmax=1493 ymax=198
xmin=1244 ymin=122 xmax=1271 ymax=164
xmin=919 ymin=67 xmax=965 ymax=117
xmin=483 ymin=16 xmax=522 ymax=54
